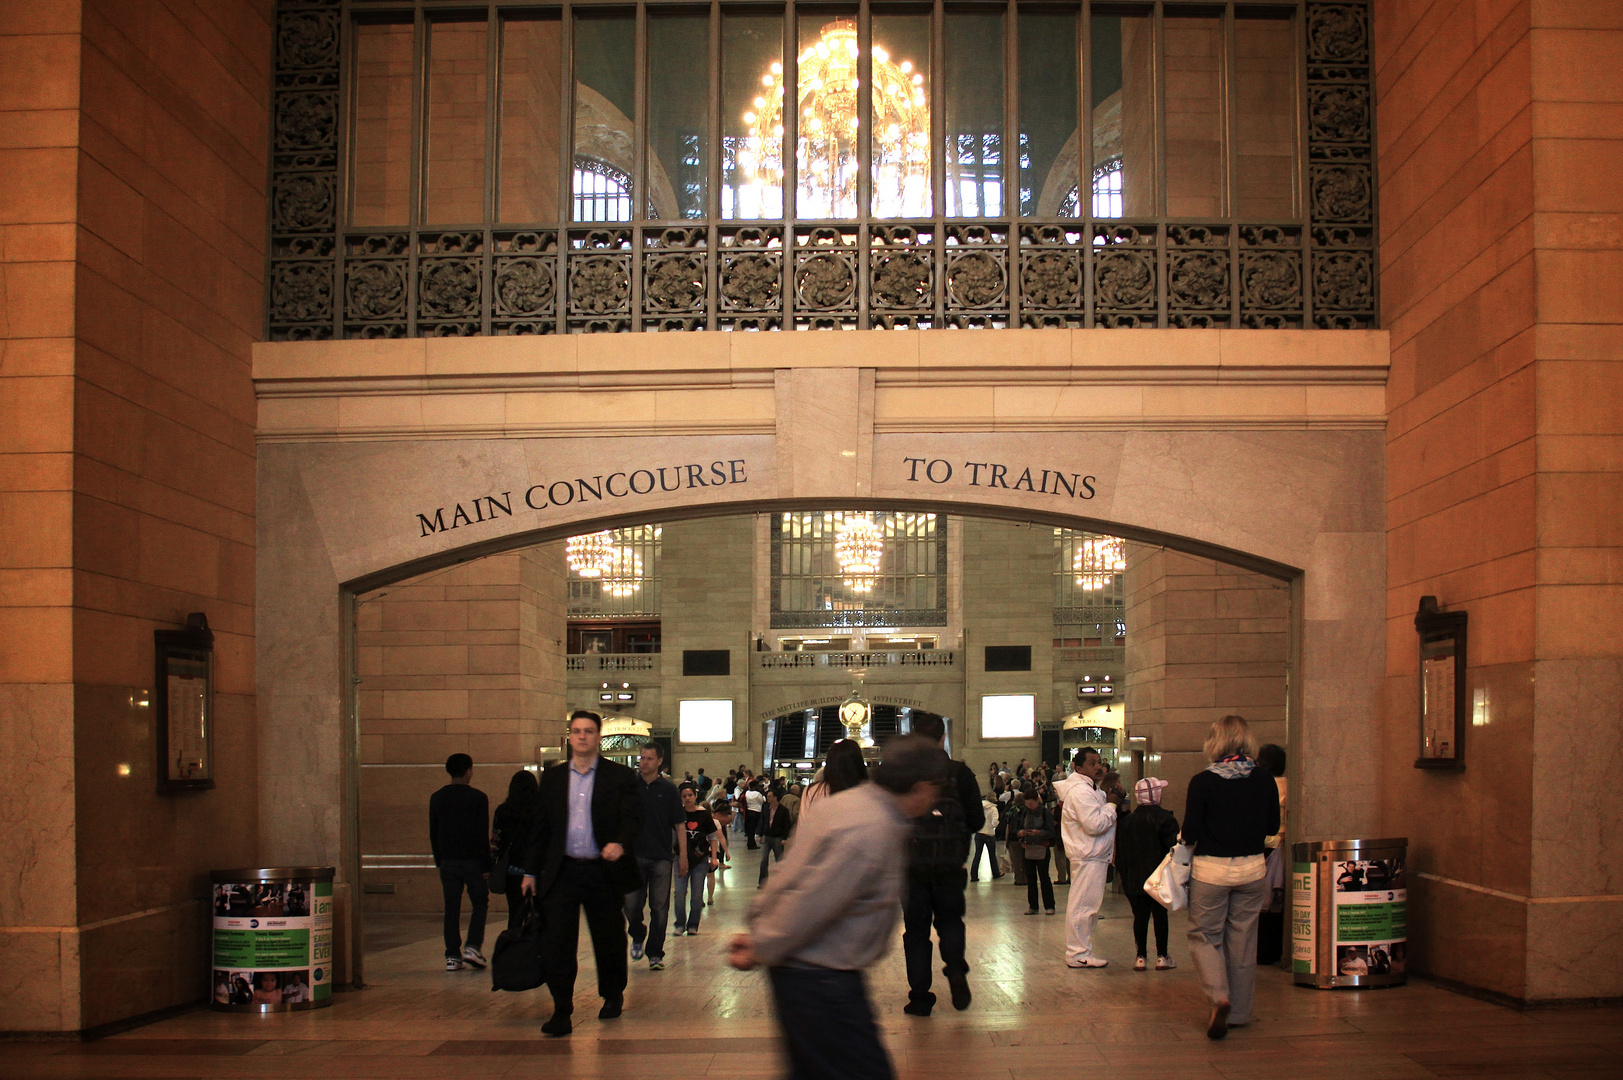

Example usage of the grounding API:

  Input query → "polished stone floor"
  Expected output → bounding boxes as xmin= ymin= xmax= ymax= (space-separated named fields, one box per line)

xmin=4 ymin=865 xmax=1619 ymax=1078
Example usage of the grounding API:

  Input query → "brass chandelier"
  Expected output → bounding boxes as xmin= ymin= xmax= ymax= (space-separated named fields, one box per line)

xmin=834 ymin=513 xmax=885 ymax=593
xmin=745 ymin=19 xmax=930 ymax=219
xmin=565 ymin=531 xmax=615 ymax=578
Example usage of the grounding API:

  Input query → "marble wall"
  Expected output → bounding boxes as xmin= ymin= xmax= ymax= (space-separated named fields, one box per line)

xmin=1123 ymin=546 xmax=1290 ymax=820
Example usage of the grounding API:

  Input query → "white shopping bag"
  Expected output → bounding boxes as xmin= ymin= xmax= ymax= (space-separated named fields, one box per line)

xmin=1143 ymin=843 xmax=1194 ymax=911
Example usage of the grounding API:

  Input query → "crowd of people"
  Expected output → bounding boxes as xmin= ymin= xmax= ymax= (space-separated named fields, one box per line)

xmin=426 ymin=710 xmax=1286 ymax=1075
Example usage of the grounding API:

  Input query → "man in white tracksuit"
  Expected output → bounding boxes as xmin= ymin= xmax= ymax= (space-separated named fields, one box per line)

xmin=1054 ymin=748 xmax=1122 ymax=968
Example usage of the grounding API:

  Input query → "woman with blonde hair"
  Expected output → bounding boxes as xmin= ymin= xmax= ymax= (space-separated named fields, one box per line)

xmin=1180 ymin=714 xmax=1280 ymax=1040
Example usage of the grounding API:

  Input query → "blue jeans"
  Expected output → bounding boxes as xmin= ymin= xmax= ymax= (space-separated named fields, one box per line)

xmin=624 ymin=856 xmax=674 ymax=962
xmin=674 ymin=862 xmax=709 ymax=930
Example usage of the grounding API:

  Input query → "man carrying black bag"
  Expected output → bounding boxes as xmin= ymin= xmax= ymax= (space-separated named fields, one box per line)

xmin=520 ymin=710 xmax=643 ymax=1037
xmin=489 ymin=896 xmax=546 ymax=993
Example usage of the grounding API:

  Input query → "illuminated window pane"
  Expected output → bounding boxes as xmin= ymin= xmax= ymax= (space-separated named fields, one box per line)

xmin=573 ymin=12 xmax=635 ymax=223
xmin=498 ymin=16 xmax=561 ymax=223
xmin=424 ymin=19 xmax=488 ymax=225
xmin=351 ymin=21 xmax=414 ymax=226
xmin=943 ymin=11 xmax=1003 ymax=218
xmin=870 ymin=13 xmax=931 ymax=218
xmin=1092 ymin=158 xmax=1123 ymax=218
xmin=1018 ymin=10 xmax=1076 ymax=217
xmin=723 ymin=13 xmax=784 ymax=220
xmin=795 ymin=12 xmax=859 ymax=219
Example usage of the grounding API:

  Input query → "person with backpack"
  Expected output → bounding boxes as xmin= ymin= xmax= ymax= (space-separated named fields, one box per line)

xmin=899 ymin=711 xmax=984 ymax=1017
xmin=1116 ymin=776 xmax=1180 ymax=970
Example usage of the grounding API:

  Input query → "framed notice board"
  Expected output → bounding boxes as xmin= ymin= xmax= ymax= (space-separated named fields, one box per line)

xmin=155 ymin=612 xmax=216 ymax=792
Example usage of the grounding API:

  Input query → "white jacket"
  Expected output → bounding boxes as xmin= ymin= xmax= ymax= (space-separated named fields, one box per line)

xmin=1055 ymin=775 xmax=1116 ymax=862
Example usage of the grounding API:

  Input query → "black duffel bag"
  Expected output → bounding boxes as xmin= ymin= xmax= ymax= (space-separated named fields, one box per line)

xmin=490 ymin=897 xmax=546 ymax=993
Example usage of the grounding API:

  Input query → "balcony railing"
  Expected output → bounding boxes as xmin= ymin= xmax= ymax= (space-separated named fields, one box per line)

xmin=754 ymin=650 xmax=960 ymax=670
xmin=566 ymin=653 xmax=661 ymax=674
xmin=1054 ymin=646 xmax=1126 ymax=665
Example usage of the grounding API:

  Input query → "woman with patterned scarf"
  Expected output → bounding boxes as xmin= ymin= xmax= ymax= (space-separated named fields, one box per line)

xmin=1180 ymin=715 xmax=1281 ymax=1041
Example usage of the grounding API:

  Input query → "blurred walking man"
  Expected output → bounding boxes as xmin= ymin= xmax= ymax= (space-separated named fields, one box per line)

xmin=729 ymin=735 xmax=950 ymax=1080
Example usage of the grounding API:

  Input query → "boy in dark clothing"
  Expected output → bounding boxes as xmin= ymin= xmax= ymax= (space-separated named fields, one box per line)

xmin=429 ymin=753 xmax=492 ymax=971
xmin=1116 ymin=776 xmax=1180 ymax=970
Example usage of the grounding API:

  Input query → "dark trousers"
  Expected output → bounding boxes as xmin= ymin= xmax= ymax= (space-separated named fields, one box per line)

xmin=1024 ymin=853 xmax=1054 ymax=911
xmin=624 ymin=856 xmax=674 ymax=962
xmin=969 ymin=834 xmax=1002 ymax=879
xmin=902 ymin=870 xmax=968 ymax=1006
xmin=758 ymin=836 xmax=786 ymax=884
xmin=1124 ymin=881 xmax=1170 ymax=956
xmin=540 ymin=858 xmax=628 ymax=1012
xmin=745 ymin=809 xmax=761 ymax=848
xmin=769 ymin=966 xmax=895 ymax=1080
xmin=438 ymin=858 xmax=488 ymax=957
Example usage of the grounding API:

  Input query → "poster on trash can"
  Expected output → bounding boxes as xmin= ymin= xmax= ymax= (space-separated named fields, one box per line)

xmin=212 ymin=881 xmax=333 ymax=1006
xmin=1332 ymin=858 xmax=1406 ymax=977
xmin=1290 ymin=861 xmax=1315 ymax=975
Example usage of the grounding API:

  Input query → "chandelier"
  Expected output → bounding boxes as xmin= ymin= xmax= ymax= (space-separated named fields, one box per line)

xmin=1073 ymin=535 xmax=1126 ymax=591
xmin=834 ymin=513 xmax=885 ymax=593
xmin=602 ymin=544 xmax=644 ymax=598
xmin=744 ymin=19 xmax=930 ymax=219
xmin=565 ymin=531 xmax=615 ymax=578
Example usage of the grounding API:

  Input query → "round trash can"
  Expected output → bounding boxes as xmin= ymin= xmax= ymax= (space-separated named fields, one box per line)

xmin=210 ymin=867 xmax=334 ymax=1011
xmin=1291 ymin=838 xmax=1407 ymax=989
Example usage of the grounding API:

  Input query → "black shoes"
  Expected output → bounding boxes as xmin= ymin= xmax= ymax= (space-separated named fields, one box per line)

xmin=946 ymin=970 xmax=972 ymax=1011
xmin=903 ymin=997 xmax=933 ymax=1017
xmin=1207 ymin=1002 xmax=1231 ymax=1040
xmin=541 ymin=1012 xmax=572 ymax=1037
xmin=599 ymin=996 xmax=623 ymax=1020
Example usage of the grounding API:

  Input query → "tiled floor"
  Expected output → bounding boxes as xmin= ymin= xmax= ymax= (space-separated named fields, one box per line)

xmin=4 ymin=864 xmax=1618 ymax=1078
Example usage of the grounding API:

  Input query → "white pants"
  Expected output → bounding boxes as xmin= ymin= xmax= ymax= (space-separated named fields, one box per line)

xmin=1065 ymin=858 xmax=1110 ymax=963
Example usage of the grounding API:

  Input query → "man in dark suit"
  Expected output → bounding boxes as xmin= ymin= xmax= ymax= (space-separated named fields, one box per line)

xmin=521 ymin=710 xmax=643 ymax=1037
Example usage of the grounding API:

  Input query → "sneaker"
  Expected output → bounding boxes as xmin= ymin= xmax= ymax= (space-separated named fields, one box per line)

xmin=673 ymin=926 xmax=686 ymax=937
xmin=1156 ymin=956 xmax=1177 ymax=970
xmin=1066 ymin=957 xmax=1109 ymax=969
xmin=461 ymin=947 xmax=487 ymax=969
xmin=649 ymin=958 xmax=665 ymax=971
xmin=685 ymin=927 xmax=699 ymax=936
xmin=630 ymin=941 xmax=644 ymax=961
xmin=1025 ymin=908 xmax=1039 ymax=915
xmin=445 ymin=956 xmax=466 ymax=971
xmin=1134 ymin=956 xmax=1148 ymax=971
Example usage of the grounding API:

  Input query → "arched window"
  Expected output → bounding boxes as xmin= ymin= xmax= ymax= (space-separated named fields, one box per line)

xmin=1091 ymin=158 xmax=1123 ymax=219
xmin=571 ymin=157 xmax=632 ymax=222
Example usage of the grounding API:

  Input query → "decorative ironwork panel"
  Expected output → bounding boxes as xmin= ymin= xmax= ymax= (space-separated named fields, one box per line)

xmin=719 ymin=226 xmax=784 ymax=331
xmin=417 ymin=232 xmax=485 ymax=337
xmin=267 ymin=0 xmax=340 ymax=340
xmin=1306 ymin=1 xmax=1377 ymax=327
xmin=567 ymin=229 xmax=634 ymax=333
xmin=792 ymin=226 xmax=860 ymax=330
xmin=492 ymin=231 xmax=559 ymax=335
xmin=868 ymin=225 xmax=935 ymax=329
xmin=1017 ymin=224 xmax=1086 ymax=328
xmin=1238 ymin=226 xmax=1304 ymax=328
xmin=642 ymin=227 xmax=709 ymax=331
xmin=944 ymin=224 xmax=1008 ymax=329
xmin=1093 ymin=224 xmax=1158 ymax=328
xmin=1167 ymin=225 xmax=1231 ymax=328
xmin=343 ymin=234 xmax=409 ymax=338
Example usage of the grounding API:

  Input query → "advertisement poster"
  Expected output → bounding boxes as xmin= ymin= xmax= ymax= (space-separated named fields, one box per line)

xmin=1332 ymin=858 xmax=1406 ymax=978
xmin=212 ymin=881 xmax=333 ymax=1007
xmin=1290 ymin=862 xmax=1315 ymax=975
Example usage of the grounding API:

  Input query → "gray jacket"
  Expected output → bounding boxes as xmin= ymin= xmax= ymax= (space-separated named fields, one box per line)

xmin=747 ymin=782 xmax=910 ymax=970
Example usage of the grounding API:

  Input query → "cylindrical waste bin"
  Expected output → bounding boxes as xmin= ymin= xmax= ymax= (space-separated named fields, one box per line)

xmin=1291 ymin=838 xmax=1407 ymax=989
xmin=210 ymin=867 xmax=334 ymax=1011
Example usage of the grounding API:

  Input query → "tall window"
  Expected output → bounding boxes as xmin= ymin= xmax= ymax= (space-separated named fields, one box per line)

xmin=567 ymin=525 xmax=661 ymax=618
xmin=1053 ymin=529 xmax=1126 ymax=624
xmin=771 ymin=512 xmax=946 ymax=628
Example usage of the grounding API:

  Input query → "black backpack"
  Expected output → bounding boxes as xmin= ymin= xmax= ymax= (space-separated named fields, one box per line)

xmin=908 ymin=768 xmax=972 ymax=873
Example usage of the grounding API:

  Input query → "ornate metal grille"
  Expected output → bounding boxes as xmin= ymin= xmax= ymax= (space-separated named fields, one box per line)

xmin=268 ymin=0 xmax=1374 ymax=339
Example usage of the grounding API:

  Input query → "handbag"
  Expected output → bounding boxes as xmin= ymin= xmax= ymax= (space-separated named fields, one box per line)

xmin=489 ymin=898 xmax=547 ymax=993
xmin=1143 ymin=843 xmax=1194 ymax=911
xmin=487 ymin=843 xmax=511 ymax=895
